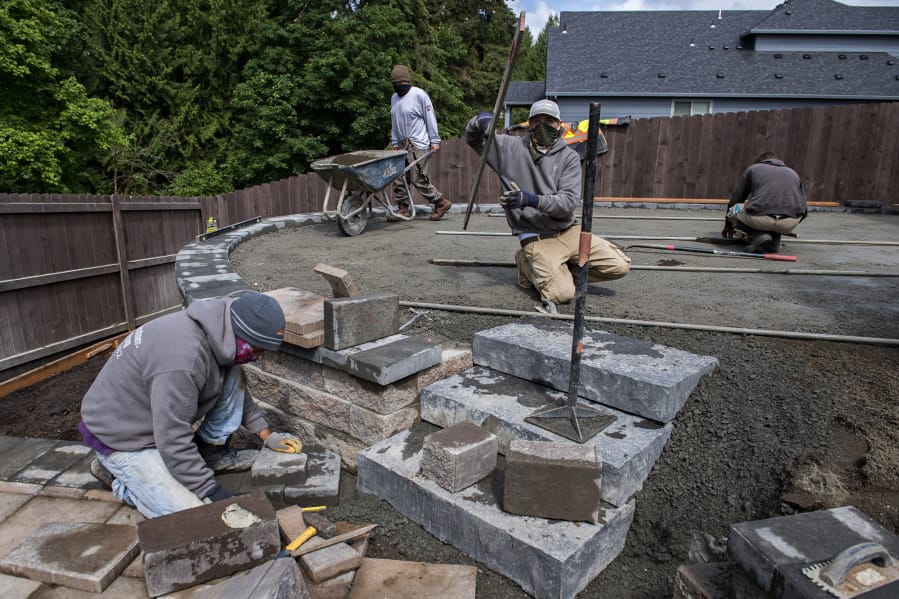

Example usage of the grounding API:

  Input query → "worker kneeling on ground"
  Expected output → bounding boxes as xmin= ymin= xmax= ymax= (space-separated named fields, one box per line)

xmin=725 ymin=152 xmax=807 ymax=253
xmin=79 ymin=292 xmax=303 ymax=518
xmin=464 ymin=99 xmax=630 ymax=312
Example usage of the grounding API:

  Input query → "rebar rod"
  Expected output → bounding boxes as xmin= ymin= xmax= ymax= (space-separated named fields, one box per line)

xmin=434 ymin=230 xmax=899 ymax=246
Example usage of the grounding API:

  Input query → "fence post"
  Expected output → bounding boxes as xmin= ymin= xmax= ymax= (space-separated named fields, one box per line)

xmin=111 ymin=195 xmax=136 ymax=330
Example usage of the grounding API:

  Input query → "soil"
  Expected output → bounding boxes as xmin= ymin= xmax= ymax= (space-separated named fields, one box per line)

xmin=3 ymin=208 xmax=897 ymax=598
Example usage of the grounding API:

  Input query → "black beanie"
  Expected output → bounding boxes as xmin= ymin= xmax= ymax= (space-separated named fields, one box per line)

xmin=230 ymin=293 xmax=285 ymax=351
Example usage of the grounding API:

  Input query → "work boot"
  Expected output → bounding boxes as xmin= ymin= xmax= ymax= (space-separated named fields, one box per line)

xmin=387 ymin=202 xmax=411 ymax=221
xmin=514 ymin=249 xmax=533 ymax=289
xmin=90 ymin=458 xmax=115 ymax=490
xmin=429 ymin=198 xmax=452 ymax=221
xmin=769 ymin=233 xmax=782 ymax=253
xmin=194 ymin=434 xmax=257 ymax=473
xmin=744 ymin=232 xmax=774 ymax=254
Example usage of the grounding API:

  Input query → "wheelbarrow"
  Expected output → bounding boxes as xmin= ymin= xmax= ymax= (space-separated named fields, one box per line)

xmin=311 ymin=149 xmax=431 ymax=236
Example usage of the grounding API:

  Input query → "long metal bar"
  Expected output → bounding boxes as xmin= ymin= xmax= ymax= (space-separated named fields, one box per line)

xmin=398 ymin=301 xmax=899 ymax=346
xmin=488 ymin=213 xmax=723 ymax=221
xmin=462 ymin=12 xmax=526 ymax=229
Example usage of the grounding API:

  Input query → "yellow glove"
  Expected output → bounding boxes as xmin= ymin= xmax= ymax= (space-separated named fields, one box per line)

xmin=265 ymin=432 xmax=303 ymax=454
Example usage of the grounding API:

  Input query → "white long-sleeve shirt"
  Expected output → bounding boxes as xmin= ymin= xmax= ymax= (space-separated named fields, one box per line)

xmin=391 ymin=86 xmax=440 ymax=150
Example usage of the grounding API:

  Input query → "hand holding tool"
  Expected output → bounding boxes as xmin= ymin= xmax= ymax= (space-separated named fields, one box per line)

xmin=500 ymin=182 xmax=538 ymax=209
xmin=264 ymin=432 xmax=303 ymax=454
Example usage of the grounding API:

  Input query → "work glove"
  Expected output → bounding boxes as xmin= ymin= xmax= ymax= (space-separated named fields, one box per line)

xmin=500 ymin=188 xmax=539 ymax=210
xmin=264 ymin=432 xmax=303 ymax=454
xmin=475 ymin=112 xmax=493 ymax=135
xmin=205 ymin=482 xmax=232 ymax=502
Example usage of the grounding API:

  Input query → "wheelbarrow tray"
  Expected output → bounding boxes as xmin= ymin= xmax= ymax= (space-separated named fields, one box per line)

xmin=311 ymin=150 xmax=407 ymax=194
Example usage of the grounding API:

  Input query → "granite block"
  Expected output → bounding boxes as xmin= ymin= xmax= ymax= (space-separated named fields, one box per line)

xmin=322 ymin=366 xmax=418 ymax=415
xmin=348 ymin=404 xmax=419 ymax=446
xmin=252 ymin=449 xmax=308 ymax=487
xmin=324 ymin=293 xmax=399 ymax=350
xmin=282 ymin=446 xmax=341 ymax=508
xmin=299 ymin=542 xmax=361 ymax=583
xmin=420 ymin=421 xmax=497 ymax=493
xmin=345 ymin=336 xmax=442 ymax=385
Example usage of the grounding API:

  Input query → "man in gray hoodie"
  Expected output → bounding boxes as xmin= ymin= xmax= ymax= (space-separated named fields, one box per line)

xmin=464 ymin=99 xmax=630 ymax=312
xmin=80 ymin=292 xmax=302 ymax=518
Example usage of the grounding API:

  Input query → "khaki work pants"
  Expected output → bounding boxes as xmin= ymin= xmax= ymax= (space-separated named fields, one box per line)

xmin=519 ymin=225 xmax=631 ymax=304
xmin=728 ymin=204 xmax=802 ymax=235
xmin=393 ymin=147 xmax=442 ymax=205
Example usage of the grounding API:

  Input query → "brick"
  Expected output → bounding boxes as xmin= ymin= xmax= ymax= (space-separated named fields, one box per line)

xmin=314 ymin=264 xmax=359 ymax=298
xmin=302 ymin=513 xmax=336 ymax=539
xmin=504 ymin=440 xmax=603 ymax=524
xmin=349 ymin=558 xmax=477 ymax=599
xmin=322 ymin=366 xmax=418 ymax=415
xmin=421 ymin=421 xmax=497 ymax=493
xmin=0 ymin=496 xmax=120 ymax=557
xmin=0 ymin=572 xmax=42 ymax=598
xmin=345 ymin=337 xmax=442 ymax=386
xmin=276 ymin=505 xmax=306 ymax=544
xmin=10 ymin=443 xmax=92 ymax=485
xmin=299 ymin=542 xmax=361 ymax=583
xmin=137 ymin=493 xmax=280 ymax=596
xmin=252 ymin=449 xmax=308 ymax=487
xmin=348 ymin=404 xmax=419 ymax=446
xmin=193 ymin=558 xmax=310 ymax=599
xmin=0 ymin=522 xmax=138 ymax=592
xmin=264 ymin=288 xmax=325 ymax=335
xmin=244 ymin=367 xmax=351 ymax=431
xmin=323 ymin=293 xmax=399 ymax=350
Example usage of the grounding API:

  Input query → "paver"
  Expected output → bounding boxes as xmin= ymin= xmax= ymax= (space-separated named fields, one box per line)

xmin=282 ymin=446 xmax=341 ymax=508
xmin=138 ymin=493 xmax=280 ymax=596
xmin=357 ymin=428 xmax=635 ymax=599
xmin=276 ymin=505 xmax=306 ymax=544
xmin=314 ymin=263 xmax=360 ymax=298
xmin=344 ymin=336 xmax=442 ymax=385
xmin=193 ymin=558 xmax=310 ymax=599
xmin=0 ymin=571 xmax=42 ymax=597
xmin=728 ymin=506 xmax=899 ymax=596
xmin=305 ymin=569 xmax=353 ymax=599
xmin=504 ymin=440 xmax=603 ymax=524
xmin=420 ymin=421 xmax=497 ymax=493
xmin=299 ymin=541 xmax=361 ymax=583
xmin=0 ymin=522 xmax=138 ymax=592
xmin=251 ymin=449 xmax=308 ymax=487
xmin=323 ymin=293 xmax=399 ymax=350
xmin=322 ymin=366 xmax=419 ymax=415
xmin=0 ymin=438 xmax=56 ymax=479
xmin=673 ymin=562 xmax=766 ymax=599
xmin=49 ymin=455 xmax=108 ymax=490
xmin=472 ymin=322 xmax=718 ymax=423
xmin=10 ymin=443 xmax=92 ymax=485
xmin=349 ymin=558 xmax=477 ymax=599
xmin=0 ymin=496 xmax=120 ymax=557
xmin=0 ymin=492 xmax=32 ymax=525
xmin=420 ymin=367 xmax=672 ymax=506
xmin=263 ymin=288 xmax=325 ymax=335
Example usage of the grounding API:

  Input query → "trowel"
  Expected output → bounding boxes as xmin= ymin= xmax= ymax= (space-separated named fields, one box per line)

xmin=801 ymin=542 xmax=899 ymax=598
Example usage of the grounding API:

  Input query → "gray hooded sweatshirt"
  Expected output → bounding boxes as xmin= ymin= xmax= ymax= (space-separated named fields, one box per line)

xmin=81 ymin=298 xmax=268 ymax=499
xmin=464 ymin=116 xmax=582 ymax=235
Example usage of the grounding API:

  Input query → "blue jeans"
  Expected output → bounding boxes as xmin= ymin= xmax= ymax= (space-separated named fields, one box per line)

xmin=97 ymin=366 xmax=246 ymax=518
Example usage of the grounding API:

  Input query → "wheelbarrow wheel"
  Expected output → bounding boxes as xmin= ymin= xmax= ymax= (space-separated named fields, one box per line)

xmin=338 ymin=194 xmax=368 ymax=236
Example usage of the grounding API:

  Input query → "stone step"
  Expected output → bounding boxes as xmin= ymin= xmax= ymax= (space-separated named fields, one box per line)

xmin=421 ymin=367 xmax=672 ymax=506
xmin=472 ymin=321 xmax=718 ymax=423
xmin=357 ymin=426 xmax=635 ymax=599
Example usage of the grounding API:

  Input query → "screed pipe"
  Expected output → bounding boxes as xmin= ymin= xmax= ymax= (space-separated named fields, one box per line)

xmin=398 ymin=301 xmax=899 ymax=347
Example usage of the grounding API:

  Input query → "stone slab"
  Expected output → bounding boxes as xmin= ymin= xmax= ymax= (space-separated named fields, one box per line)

xmin=286 ymin=329 xmax=324 ymax=349
xmin=0 ymin=492 xmax=33 ymax=525
xmin=472 ymin=321 xmax=718 ymax=423
xmin=306 ymin=570 xmax=353 ymax=599
xmin=314 ymin=264 xmax=359 ymax=298
xmin=323 ymin=293 xmax=399 ymax=351
xmin=10 ymin=443 xmax=92 ymax=485
xmin=276 ymin=506 xmax=306 ymax=544
xmin=0 ymin=496 xmax=120 ymax=557
xmin=0 ymin=571 xmax=42 ymax=598
xmin=356 ymin=427 xmax=635 ymax=599
xmin=420 ymin=421 xmax=497 ymax=493
xmin=0 ymin=438 xmax=56 ymax=479
xmin=728 ymin=506 xmax=899 ymax=595
xmin=420 ymin=367 xmax=672 ymax=506
xmin=48 ymin=455 xmax=107 ymax=490
xmin=252 ymin=449 xmax=308 ymax=487
xmin=193 ymin=558 xmax=310 ymax=599
xmin=281 ymin=446 xmax=341 ymax=508
xmin=345 ymin=336 xmax=442 ymax=386
xmin=349 ymin=558 xmax=477 ymax=599
xmin=264 ymin=288 xmax=325 ymax=335
xmin=504 ymin=440 xmax=602 ymax=524
xmin=137 ymin=493 xmax=280 ymax=596
xmin=299 ymin=541 xmax=360 ymax=583
xmin=0 ymin=522 xmax=138 ymax=592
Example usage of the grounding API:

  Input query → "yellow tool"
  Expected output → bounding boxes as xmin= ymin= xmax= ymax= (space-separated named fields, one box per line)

xmin=301 ymin=506 xmax=327 ymax=513
xmin=274 ymin=525 xmax=317 ymax=559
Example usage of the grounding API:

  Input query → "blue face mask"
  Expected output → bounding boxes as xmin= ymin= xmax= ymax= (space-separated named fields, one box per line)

xmin=234 ymin=336 xmax=260 ymax=364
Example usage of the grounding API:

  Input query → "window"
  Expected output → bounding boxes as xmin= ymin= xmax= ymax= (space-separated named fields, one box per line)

xmin=673 ymin=101 xmax=711 ymax=116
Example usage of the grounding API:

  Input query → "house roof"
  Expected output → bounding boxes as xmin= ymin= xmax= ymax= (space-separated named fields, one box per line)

xmin=749 ymin=0 xmax=899 ymax=34
xmin=506 ymin=81 xmax=546 ymax=106
xmin=539 ymin=2 xmax=899 ymax=100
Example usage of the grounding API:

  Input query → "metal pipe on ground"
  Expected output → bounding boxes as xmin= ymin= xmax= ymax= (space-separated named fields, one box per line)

xmin=398 ymin=300 xmax=899 ymax=347
xmin=428 ymin=258 xmax=899 ymax=277
xmin=488 ymin=213 xmax=724 ymax=221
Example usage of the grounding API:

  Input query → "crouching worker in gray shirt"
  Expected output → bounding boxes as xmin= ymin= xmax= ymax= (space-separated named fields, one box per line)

xmin=464 ymin=99 xmax=631 ymax=313
xmin=79 ymin=292 xmax=303 ymax=518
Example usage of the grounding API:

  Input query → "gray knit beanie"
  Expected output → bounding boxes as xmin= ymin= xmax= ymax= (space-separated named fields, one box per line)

xmin=230 ymin=293 xmax=285 ymax=351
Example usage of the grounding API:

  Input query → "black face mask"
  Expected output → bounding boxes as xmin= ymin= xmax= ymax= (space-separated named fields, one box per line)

xmin=393 ymin=83 xmax=412 ymax=96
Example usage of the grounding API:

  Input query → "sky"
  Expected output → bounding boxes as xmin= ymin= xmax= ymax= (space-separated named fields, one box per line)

xmin=506 ymin=0 xmax=899 ymax=37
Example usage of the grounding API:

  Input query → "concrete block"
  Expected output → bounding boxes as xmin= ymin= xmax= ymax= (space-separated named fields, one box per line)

xmin=286 ymin=329 xmax=324 ymax=349
xmin=357 ymin=427 xmax=635 ymax=599
xmin=323 ymin=293 xmax=399 ymax=350
xmin=276 ymin=506 xmax=306 ymax=544
xmin=10 ymin=442 xmax=92 ymax=485
xmin=193 ymin=558 xmax=310 ymax=599
xmin=300 ymin=424 xmax=368 ymax=473
xmin=504 ymin=440 xmax=602 ymax=523
xmin=252 ymin=449 xmax=308 ymax=487
xmin=420 ymin=421 xmax=497 ymax=493
xmin=345 ymin=337 xmax=442 ymax=385
xmin=472 ymin=321 xmax=718 ymax=423
xmin=0 ymin=437 xmax=56 ymax=479
xmin=245 ymin=366 xmax=351 ymax=431
xmin=0 ymin=522 xmax=138 ymax=592
xmin=300 ymin=542 xmax=361 ymax=584
xmin=416 ymin=344 xmax=474 ymax=390
xmin=257 ymin=351 xmax=325 ymax=389
xmin=303 ymin=513 xmax=336 ymax=539
xmin=264 ymin=288 xmax=325 ymax=335
xmin=314 ymin=264 xmax=359 ymax=298
xmin=0 ymin=572 xmax=42 ymax=598
xmin=420 ymin=367 xmax=672 ymax=506
xmin=0 ymin=496 xmax=120 ymax=557
xmin=348 ymin=404 xmax=419 ymax=446
xmin=282 ymin=446 xmax=341 ymax=508
xmin=49 ymin=455 xmax=108 ymax=490
xmin=349 ymin=558 xmax=477 ymax=599
xmin=305 ymin=570 xmax=353 ymax=599
xmin=728 ymin=506 xmax=899 ymax=595
xmin=322 ymin=366 xmax=418 ymax=415
xmin=137 ymin=493 xmax=280 ymax=596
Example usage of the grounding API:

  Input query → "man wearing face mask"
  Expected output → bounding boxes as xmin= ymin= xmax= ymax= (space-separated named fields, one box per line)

xmin=389 ymin=64 xmax=452 ymax=221
xmin=464 ymin=99 xmax=630 ymax=312
xmin=79 ymin=292 xmax=303 ymax=518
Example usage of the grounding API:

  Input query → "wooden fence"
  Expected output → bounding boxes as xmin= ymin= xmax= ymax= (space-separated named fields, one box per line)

xmin=2 ymin=102 xmax=897 ymax=377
